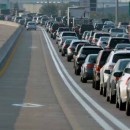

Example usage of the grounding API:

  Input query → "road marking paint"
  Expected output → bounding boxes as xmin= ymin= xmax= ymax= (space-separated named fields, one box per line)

xmin=12 ymin=103 xmax=45 ymax=107
xmin=40 ymin=27 xmax=114 ymax=130
xmin=39 ymin=27 xmax=130 ymax=130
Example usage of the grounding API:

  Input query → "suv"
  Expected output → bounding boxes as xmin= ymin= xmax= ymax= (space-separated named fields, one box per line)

xmin=74 ymin=46 xmax=102 ymax=75
xmin=92 ymin=50 xmax=111 ymax=90
xmin=67 ymin=40 xmax=89 ymax=62
xmin=106 ymin=37 xmax=130 ymax=50
xmin=100 ymin=50 xmax=130 ymax=97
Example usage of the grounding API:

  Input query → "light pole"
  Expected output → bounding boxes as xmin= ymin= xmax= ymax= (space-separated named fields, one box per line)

xmin=115 ymin=0 xmax=119 ymax=26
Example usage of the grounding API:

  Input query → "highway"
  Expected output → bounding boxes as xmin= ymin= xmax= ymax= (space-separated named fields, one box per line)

xmin=0 ymin=26 xmax=130 ymax=130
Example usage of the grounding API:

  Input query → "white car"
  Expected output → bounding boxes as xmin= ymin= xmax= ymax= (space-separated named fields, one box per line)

xmin=116 ymin=62 xmax=130 ymax=110
xmin=26 ymin=21 xmax=36 ymax=30
xmin=100 ymin=50 xmax=130 ymax=96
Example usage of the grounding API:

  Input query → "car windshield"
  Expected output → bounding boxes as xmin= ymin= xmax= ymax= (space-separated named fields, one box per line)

xmin=88 ymin=55 xmax=97 ymax=63
xmin=113 ymin=53 xmax=130 ymax=63
xmin=63 ymin=33 xmax=76 ymax=37
xmin=95 ymin=34 xmax=110 ymax=38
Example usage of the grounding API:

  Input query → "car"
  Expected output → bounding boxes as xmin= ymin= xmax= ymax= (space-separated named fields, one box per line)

xmin=94 ymin=23 xmax=104 ymax=31
xmin=26 ymin=21 xmax=36 ymax=30
xmin=74 ymin=46 xmax=102 ymax=75
xmin=109 ymin=28 xmax=126 ymax=37
xmin=92 ymin=32 xmax=110 ymax=45
xmin=61 ymin=39 xmax=77 ymax=56
xmin=66 ymin=40 xmax=90 ymax=62
xmin=106 ymin=59 xmax=130 ymax=103
xmin=56 ymin=31 xmax=77 ymax=44
xmin=80 ymin=54 xmax=98 ymax=83
xmin=114 ymin=43 xmax=130 ymax=50
xmin=105 ymin=37 xmax=130 ymax=50
xmin=82 ymin=31 xmax=90 ymax=40
xmin=92 ymin=50 xmax=111 ymax=90
xmin=58 ymin=36 xmax=78 ymax=52
xmin=116 ymin=62 xmax=130 ymax=110
xmin=96 ymin=36 xmax=109 ymax=48
xmin=104 ymin=21 xmax=115 ymax=26
xmin=126 ymin=76 xmax=130 ymax=115
xmin=102 ymin=25 xmax=115 ymax=32
xmin=55 ymin=27 xmax=70 ymax=39
xmin=100 ymin=50 xmax=130 ymax=97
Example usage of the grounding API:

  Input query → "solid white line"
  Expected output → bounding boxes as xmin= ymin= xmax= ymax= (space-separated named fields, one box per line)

xmin=40 ymin=27 xmax=114 ymax=130
xmin=40 ymin=27 xmax=130 ymax=130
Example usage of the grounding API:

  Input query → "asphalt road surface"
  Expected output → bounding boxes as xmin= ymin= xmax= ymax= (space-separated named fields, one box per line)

xmin=0 ymin=26 xmax=130 ymax=130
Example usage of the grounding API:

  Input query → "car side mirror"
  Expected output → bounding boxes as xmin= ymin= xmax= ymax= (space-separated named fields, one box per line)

xmin=104 ymin=69 xmax=111 ymax=74
xmin=113 ymin=72 xmax=122 ymax=77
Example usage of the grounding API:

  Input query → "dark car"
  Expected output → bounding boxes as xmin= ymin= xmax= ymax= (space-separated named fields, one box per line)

xmin=81 ymin=54 xmax=98 ymax=83
xmin=92 ymin=50 xmax=111 ymax=90
xmin=106 ymin=37 xmax=130 ymax=50
xmin=94 ymin=23 xmax=104 ymax=31
xmin=79 ymin=24 xmax=94 ymax=37
xmin=74 ymin=46 xmax=102 ymax=75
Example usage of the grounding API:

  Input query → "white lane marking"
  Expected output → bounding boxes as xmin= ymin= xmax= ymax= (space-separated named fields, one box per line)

xmin=42 ymin=27 xmax=130 ymax=130
xmin=41 ymin=28 xmax=130 ymax=130
xmin=40 ymin=27 xmax=114 ymax=130
xmin=12 ymin=103 xmax=45 ymax=107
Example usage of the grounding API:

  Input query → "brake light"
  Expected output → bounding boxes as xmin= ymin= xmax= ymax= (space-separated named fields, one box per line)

xmin=86 ymin=64 xmax=94 ymax=68
xmin=126 ymin=77 xmax=130 ymax=85
xmin=64 ymin=45 xmax=68 ymax=48
xmin=96 ymin=65 xmax=101 ymax=72
xmin=114 ymin=77 xmax=120 ymax=81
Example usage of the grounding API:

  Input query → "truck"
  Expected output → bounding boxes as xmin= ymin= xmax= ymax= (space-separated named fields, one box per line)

xmin=67 ymin=6 xmax=90 ymax=27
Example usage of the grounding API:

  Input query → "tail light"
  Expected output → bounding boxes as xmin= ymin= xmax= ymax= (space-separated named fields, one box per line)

xmin=64 ymin=45 xmax=68 ymax=48
xmin=114 ymin=77 xmax=120 ymax=81
xmin=96 ymin=65 xmax=101 ymax=72
xmin=86 ymin=64 xmax=94 ymax=68
xmin=126 ymin=77 xmax=130 ymax=85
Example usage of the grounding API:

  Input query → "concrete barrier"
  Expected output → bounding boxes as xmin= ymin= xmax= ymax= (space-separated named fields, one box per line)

xmin=0 ymin=21 xmax=23 ymax=75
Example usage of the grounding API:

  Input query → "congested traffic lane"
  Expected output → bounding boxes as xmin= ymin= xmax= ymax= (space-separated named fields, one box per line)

xmin=39 ymin=26 xmax=130 ymax=130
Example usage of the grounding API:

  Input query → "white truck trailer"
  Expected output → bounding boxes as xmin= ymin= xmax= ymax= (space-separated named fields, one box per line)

xmin=67 ymin=6 xmax=90 ymax=27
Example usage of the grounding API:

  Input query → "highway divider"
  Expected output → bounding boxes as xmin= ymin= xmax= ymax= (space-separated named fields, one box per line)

xmin=0 ymin=22 xmax=23 ymax=76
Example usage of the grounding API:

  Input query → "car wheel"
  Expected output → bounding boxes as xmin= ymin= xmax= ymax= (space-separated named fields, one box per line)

xmin=119 ymin=97 xmax=126 ymax=110
xmin=103 ymin=83 xmax=106 ymax=97
xmin=95 ymin=80 xmax=100 ymax=90
xmin=109 ymin=88 xmax=116 ymax=104
xmin=61 ymin=52 xmax=65 ymax=56
xmin=67 ymin=56 xmax=71 ymax=62
xmin=100 ymin=84 xmax=103 ymax=95
xmin=126 ymin=98 xmax=130 ymax=116
xmin=116 ymin=93 xmax=119 ymax=108
xmin=81 ymin=75 xmax=87 ymax=83
xmin=59 ymin=48 xmax=61 ymax=52
xmin=92 ymin=79 xmax=95 ymax=88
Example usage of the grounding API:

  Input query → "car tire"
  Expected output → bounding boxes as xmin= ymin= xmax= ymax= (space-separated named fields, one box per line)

xmin=81 ymin=75 xmax=87 ymax=83
xmin=109 ymin=89 xmax=116 ymax=104
xmin=61 ymin=52 xmax=65 ymax=56
xmin=95 ymin=81 xmax=100 ymax=90
xmin=126 ymin=98 xmax=130 ymax=116
xmin=92 ymin=79 xmax=95 ymax=88
xmin=100 ymin=84 xmax=103 ymax=95
xmin=67 ymin=56 xmax=71 ymax=62
xmin=103 ymin=84 xmax=106 ymax=97
xmin=116 ymin=93 xmax=119 ymax=108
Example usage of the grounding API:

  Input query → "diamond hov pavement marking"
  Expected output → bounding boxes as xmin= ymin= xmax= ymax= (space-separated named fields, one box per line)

xmin=12 ymin=103 xmax=45 ymax=108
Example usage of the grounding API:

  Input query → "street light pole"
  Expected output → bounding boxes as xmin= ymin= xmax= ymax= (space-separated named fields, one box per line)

xmin=115 ymin=0 xmax=119 ymax=26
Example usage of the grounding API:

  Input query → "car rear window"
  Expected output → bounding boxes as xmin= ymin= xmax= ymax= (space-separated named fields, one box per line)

xmin=81 ymin=48 xmax=101 ymax=55
xmin=109 ymin=39 xmax=130 ymax=48
xmin=88 ymin=55 xmax=97 ymax=63
xmin=95 ymin=34 xmax=110 ymax=38
xmin=113 ymin=53 xmax=130 ymax=63
xmin=63 ymin=33 xmax=76 ymax=37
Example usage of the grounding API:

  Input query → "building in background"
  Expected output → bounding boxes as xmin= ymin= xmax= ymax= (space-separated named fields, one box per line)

xmin=80 ymin=0 xmax=96 ymax=11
